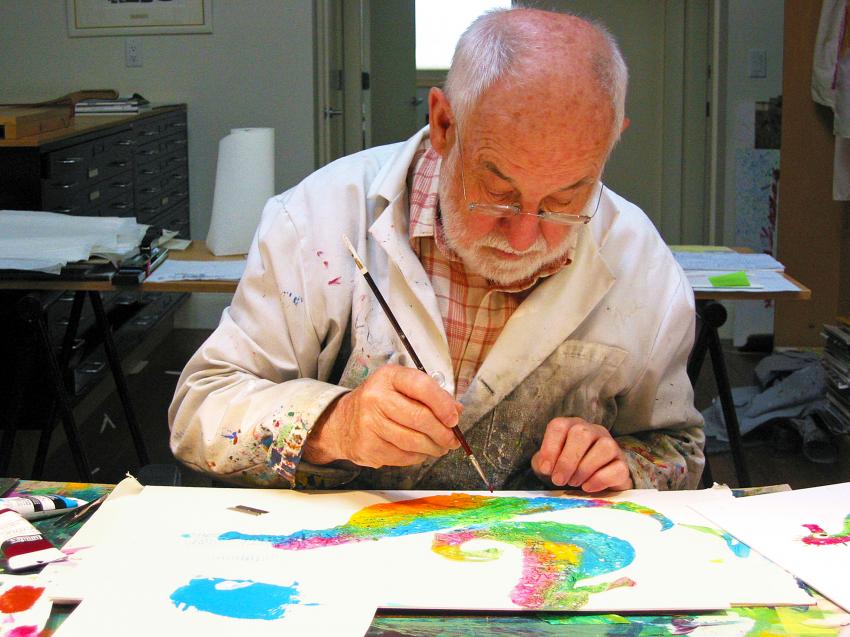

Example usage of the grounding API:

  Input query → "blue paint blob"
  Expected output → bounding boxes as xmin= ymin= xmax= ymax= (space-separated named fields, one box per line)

xmin=170 ymin=577 xmax=301 ymax=620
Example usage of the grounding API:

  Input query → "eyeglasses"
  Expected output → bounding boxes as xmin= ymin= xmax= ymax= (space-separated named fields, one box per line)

xmin=455 ymin=127 xmax=604 ymax=226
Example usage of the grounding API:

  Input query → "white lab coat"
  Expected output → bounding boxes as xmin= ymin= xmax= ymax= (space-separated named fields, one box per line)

xmin=169 ymin=128 xmax=704 ymax=489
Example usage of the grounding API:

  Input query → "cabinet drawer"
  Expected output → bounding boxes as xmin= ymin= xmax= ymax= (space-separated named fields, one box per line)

xmin=149 ymin=202 xmax=190 ymax=238
xmin=43 ymin=130 xmax=134 ymax=182
xmin=42 ymin=169 xmax=134 ymax=214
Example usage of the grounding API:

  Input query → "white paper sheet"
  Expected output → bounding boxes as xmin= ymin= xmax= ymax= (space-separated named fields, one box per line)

xmin=672 ymin=251 xmax=784 ymax=271
xmin=0 ymin=210 xmax=148 ymax=272
xmin=685 ymin=270 xmax=802 ymax=293
xmin=693 ymin=482 xmax=850 ymax=613
xmin=41 ymin=485 xmax=811 ymax=616
xmin=54 ymin=570 xmax=376 ymax=637
xmin=145 ymin=259 xmax=247 ymax=282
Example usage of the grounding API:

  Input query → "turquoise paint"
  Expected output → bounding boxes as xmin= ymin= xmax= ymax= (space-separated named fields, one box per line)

xmin=169 ymin=577 xmax=300 ymax=620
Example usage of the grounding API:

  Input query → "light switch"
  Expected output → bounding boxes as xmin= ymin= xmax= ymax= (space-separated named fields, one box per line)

xmin=748 ymin=49 xmax=767 ymax=78
xmin=125 ymin=38 xmax=143 ymax=68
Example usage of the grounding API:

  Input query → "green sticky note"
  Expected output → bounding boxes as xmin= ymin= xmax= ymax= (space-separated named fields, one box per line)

xmin=708 ymin=271 xmax=750 ymax=287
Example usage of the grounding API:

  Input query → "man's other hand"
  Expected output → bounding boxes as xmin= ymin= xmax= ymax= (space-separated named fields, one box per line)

xmin=531 ymin=417 xmax=633 ymax=493
xmin=303 ymin=365 xmax=462 ymax=468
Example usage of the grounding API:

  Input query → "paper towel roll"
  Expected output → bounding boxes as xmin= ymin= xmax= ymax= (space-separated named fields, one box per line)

xmin=206 ymin=127 xmax=275 ymax=255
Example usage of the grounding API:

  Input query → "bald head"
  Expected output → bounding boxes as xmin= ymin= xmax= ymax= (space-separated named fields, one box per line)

xmin=443 ymin=8 xmax=628 ymax=150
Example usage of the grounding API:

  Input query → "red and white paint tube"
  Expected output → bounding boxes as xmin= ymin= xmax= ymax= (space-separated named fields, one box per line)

xmin=0 ymin=508 xmax=65 ymax=571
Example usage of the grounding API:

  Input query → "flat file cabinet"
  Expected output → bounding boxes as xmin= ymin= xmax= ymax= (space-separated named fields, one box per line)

xmin=0 ymin=107 xmax=191 ymax=473
xmin=0 ymin=104 xmax=190 ymax=238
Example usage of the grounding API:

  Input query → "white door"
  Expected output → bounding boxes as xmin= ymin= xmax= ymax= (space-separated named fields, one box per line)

xmin=368 ymin=0 xmax=420 ymax=146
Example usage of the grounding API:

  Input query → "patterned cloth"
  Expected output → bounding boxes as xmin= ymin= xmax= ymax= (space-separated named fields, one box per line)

xmin=406 ymin=142 xmax=571 ymax=396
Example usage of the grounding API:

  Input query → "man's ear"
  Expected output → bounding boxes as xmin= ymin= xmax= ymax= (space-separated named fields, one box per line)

xmin=429 ymin=87 xmax=454 ymax=156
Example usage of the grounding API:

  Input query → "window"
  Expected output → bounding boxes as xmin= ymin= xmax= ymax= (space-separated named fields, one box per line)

xmin=415 ymin=0 xmax=512 ymax=70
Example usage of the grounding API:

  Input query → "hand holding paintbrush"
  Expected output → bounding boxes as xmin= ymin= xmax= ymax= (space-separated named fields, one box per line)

xmin=341 ymin=235 xmax=493 ymax=491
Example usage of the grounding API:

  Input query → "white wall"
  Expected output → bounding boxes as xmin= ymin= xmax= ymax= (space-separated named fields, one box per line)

xmin=0 ymin=0 xmax=316 ymax=240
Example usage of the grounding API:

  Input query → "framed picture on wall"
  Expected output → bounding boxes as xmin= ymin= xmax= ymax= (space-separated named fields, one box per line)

xmin=67 ymin=0 xmax=213 ymax=37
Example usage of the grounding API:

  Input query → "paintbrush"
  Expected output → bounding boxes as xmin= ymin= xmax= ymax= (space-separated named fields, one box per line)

xmin=342 ymin=235 xmax=493 ymax=492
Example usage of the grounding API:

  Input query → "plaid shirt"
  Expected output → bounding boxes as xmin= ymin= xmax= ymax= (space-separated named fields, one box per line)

xmin=407 ymin=141 xmax=573 ymax=397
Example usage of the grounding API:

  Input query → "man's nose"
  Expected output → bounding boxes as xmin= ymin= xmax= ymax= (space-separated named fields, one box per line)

xmin=502 ymin=212 xmax=540 ymax=252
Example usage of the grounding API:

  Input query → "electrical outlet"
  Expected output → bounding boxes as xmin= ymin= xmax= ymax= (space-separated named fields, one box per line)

xmin=748 ymin=49 xmax=766 ymax=78
xmin=125 ymin=38 xmax=142 ymax=68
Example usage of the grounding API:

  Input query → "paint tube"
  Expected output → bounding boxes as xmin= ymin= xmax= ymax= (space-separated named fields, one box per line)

xmin=0 ymin=495 xmax=86 ymax=520
xmin=0 ymin=508 xmax=65 ymax=571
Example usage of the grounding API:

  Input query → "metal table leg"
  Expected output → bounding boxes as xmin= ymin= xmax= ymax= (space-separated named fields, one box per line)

xmin=689 ymin=300 xmax=750 ymax=487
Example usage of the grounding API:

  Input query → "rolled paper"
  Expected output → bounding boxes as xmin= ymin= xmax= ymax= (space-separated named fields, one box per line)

xmin=206 ymin=127 xmax=275 ymax=256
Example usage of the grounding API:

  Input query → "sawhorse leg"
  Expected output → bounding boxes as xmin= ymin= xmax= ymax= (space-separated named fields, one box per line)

xmin=88 ymin=291 xmax=149 ymax=467
xmin=688 ymin=300 xmax=750 ymax=487
xmin=17 ymin=293 xmax=92 ymax=482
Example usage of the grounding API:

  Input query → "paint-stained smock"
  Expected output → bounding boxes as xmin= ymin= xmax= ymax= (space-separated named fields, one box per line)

xmin=168 ymin=128 xmax=705 ymax=490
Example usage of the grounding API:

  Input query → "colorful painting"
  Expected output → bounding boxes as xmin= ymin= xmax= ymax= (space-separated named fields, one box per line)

xmin=217 ymin=493 xmax=671 ymax=610
xmin=0 ymin=576 xmax=51 ymax=637
xmin=45 ymin=484 xmax=813 ymax=618
xmin=801 ymin=514 xmax=850 ymax=546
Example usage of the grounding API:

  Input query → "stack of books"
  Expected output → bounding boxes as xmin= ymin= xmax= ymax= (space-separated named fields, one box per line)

xmin=820 ymin=320 xmax=850 ymax=433
xmin=74 ymin=94 xmax=150 ymax=115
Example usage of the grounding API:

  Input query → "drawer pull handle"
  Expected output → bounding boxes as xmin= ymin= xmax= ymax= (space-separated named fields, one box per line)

xmin=140 ymin=168 xmax=159 ymax=175
xmin=58 ymin=182 xmax=78 ymax=189
xmin=110 ymin=160 xmax=129 ymax=168
xmin=53 ymin=208 xmax=73 ymax=214
xmin=80 ymin=362 xmax=106 ymax=374
xmin=58 ymin=157 xmax=84 ymax=164
xmin=111 ymin=182 xmax=132 ymax=189
xmin=140 ymin=131 xmax=158 ymax=136
xmin=139 ymin=149 xmax=159 ymax=156
xmin=115 ymin=140 xmax=134 ymax=146
xmin=110 ymin=203 xmax=130 ymax=210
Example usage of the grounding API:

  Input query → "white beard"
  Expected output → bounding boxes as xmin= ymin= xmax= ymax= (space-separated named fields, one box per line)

xmin=437 ymin=161 xmax=577 ymax=287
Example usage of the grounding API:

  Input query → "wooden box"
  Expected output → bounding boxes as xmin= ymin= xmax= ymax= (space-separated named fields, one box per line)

xmin=0 ymin=107 xmax=73 ymax=140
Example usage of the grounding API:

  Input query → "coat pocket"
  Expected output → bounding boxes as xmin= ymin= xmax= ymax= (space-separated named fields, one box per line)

xmin=479 ymin=340 xmax=628 ymax=476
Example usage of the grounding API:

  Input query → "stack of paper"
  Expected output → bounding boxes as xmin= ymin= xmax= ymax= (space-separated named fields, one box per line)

xmin=821 ymin=322 xmax=850 ymax=434
xmin=0 ymin=210 xmax=149 ymax=274
xmin=672 ymin=249 xmax=799 ymax=293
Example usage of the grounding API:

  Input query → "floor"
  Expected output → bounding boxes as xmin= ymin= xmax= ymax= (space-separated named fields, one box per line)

xmin=7 ymin=328 xmax=850 ymax=490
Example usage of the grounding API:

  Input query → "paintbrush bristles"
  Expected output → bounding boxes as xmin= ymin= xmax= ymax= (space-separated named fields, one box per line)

xmin=342 ymin=234 xmax=367 ymax=273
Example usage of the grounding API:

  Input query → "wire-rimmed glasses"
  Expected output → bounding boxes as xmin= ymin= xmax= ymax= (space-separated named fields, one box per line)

xmin=455 ymin=127 xmax=604 ymax=226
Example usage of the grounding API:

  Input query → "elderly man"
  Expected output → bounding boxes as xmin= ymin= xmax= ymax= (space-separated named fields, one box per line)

xmin=169 ymin=8 xmax=704 ymax=492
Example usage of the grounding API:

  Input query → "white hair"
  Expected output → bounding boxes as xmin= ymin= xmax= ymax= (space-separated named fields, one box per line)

xmin=443 ymin=8 xmax=629 ymax=148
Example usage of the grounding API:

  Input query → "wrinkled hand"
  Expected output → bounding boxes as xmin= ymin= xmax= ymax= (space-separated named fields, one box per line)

xmin=303 ymin=365 xmax=461 ymax=468
xmin=531 ymin=417 xmax=633 ymax=493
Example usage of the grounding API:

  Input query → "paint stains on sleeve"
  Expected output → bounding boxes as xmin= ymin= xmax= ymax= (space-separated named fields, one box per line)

xmin=222 ymin=431 xmax=239 ymax=445
xmin=327 ymin=276 xmax=342 ymax=286
xmin=281 ymin=290 xmax=303 ymax=305
xmin=317 ymin=250 xmax=329 ymax=269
